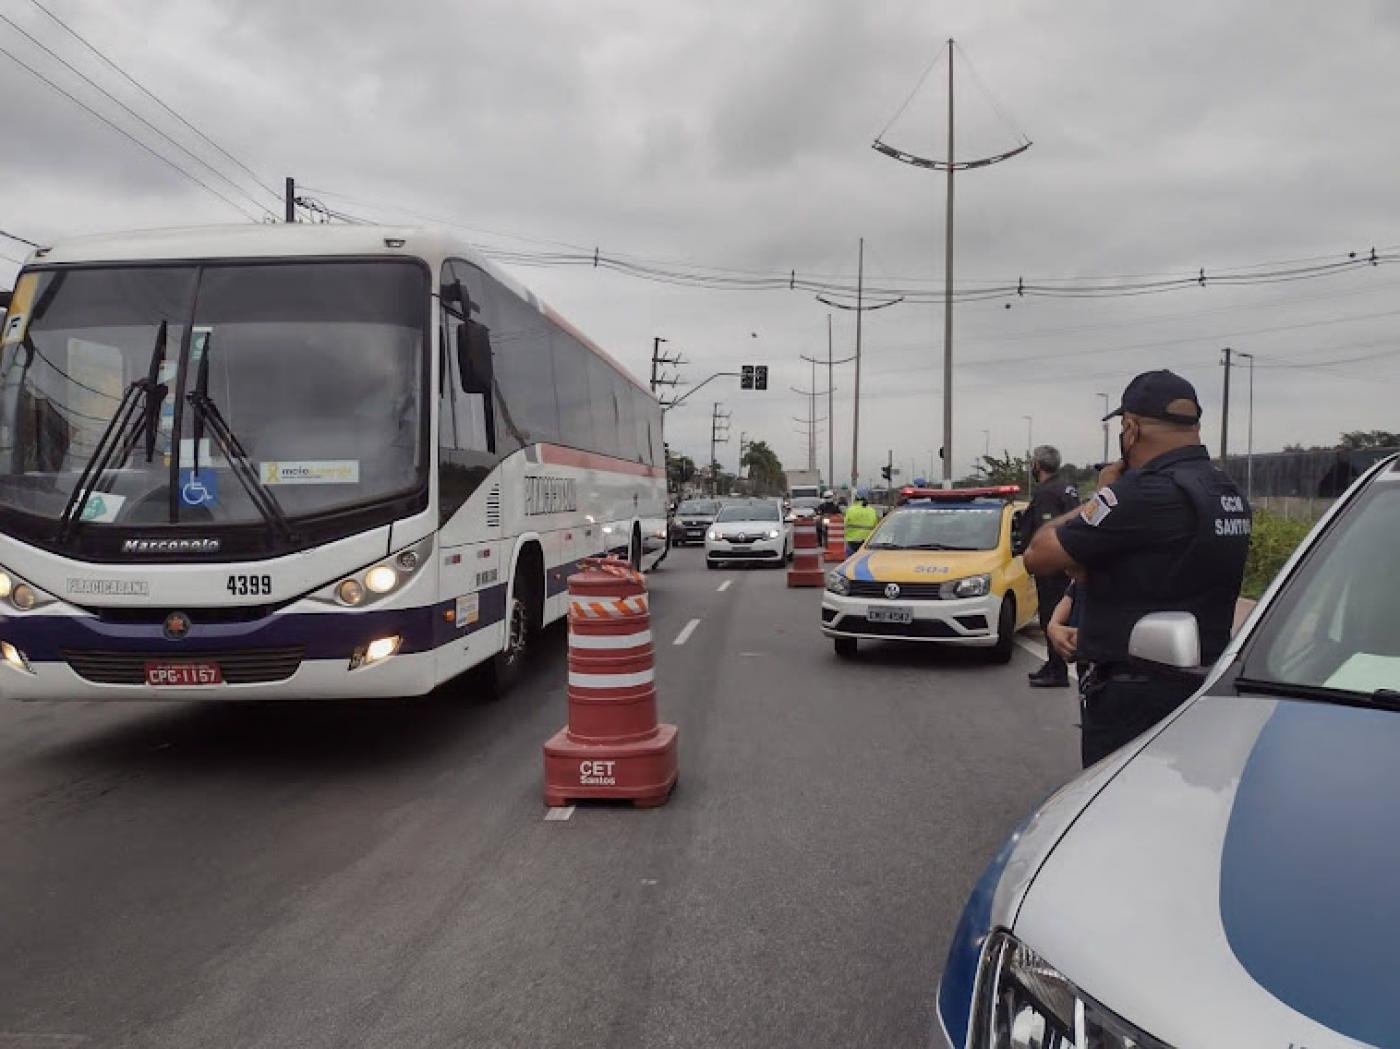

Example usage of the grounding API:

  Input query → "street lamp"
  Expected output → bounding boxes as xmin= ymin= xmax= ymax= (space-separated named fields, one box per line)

xmin=1097 ymin=392 xmax=1111 ymax=464
xmin=1022 ymin=415 xmax=1033 ymax=493
xmin=1237 ymin=352 xmax=1255 ymax=500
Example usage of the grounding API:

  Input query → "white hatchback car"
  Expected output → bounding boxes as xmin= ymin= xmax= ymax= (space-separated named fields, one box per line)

xmin=705 ymin=500 xmax=790 ymax=569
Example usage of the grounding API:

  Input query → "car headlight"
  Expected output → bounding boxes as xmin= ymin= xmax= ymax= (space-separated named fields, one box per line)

xmin=971 ymin=932 xmax=1170 ymax=1049
xmin=825 ymin=570 xmax=849 ymax=596
xmin=942 ymin=573 xmax=991 ymax=599
xmin=707 ymin=530 xmax=719 ymax=541
xmin=767 ymin=529 xmax=780 ymax=539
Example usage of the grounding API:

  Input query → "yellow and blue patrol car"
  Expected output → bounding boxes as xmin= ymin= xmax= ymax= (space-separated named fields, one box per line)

xmin=820 ymin=486 xmax=1038 ymax=662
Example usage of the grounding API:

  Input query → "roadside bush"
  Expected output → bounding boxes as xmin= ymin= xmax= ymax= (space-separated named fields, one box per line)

xmin=1242 ymin=509 xmax=1313 ymax=600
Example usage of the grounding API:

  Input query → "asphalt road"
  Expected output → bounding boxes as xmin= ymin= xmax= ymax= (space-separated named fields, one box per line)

xmin=0 ymin=548 xmax=1081 ymax=1049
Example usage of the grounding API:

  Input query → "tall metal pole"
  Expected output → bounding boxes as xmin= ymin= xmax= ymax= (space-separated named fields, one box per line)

xmin=1220 ymin=346 xmax=1233 ymax=464
xmin=827 ymin=314 xmax=835 ymax=488
xmin=1239 ymin=352 xmax=1255 ymax=500
xmin=284 ymin=177 xmax=296 ymax=223
xmin=1022 ymin=414 xmax=1033 ymax=493
xmin=851 ymin=237 xmax=864 ymax=492
xmin=711 ymin=402 xmax=720 ymax=497
xmin=1098 ymin=392 xmax=1111 ymax=463
xmin=940 ymin=39 xmax=955 ymax=489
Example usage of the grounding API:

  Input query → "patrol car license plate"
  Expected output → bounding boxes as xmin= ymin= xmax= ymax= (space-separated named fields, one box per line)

xmin=145 ymin=662 xmax=223 ymax=686
xmin=867 ymin=606 xmax=913 ymax=625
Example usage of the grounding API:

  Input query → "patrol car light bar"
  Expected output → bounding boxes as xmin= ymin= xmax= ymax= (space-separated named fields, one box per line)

xmin=897 ymin=485 xmax=1020 ymax=503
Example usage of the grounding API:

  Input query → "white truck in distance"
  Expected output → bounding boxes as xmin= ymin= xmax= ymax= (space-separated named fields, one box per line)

xmin=786 ymin=470 xmax=822 ymax=500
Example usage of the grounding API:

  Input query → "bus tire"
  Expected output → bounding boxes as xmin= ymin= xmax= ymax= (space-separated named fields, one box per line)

xmin=488 ymin=546 xmax=543 ymax=696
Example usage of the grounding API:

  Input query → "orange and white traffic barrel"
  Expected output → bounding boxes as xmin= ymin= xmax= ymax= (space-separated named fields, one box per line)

xmin=787 ymin=517 xmax=825 ymax=587
xmin=543 ymin=557 xmax=678 ymax=807
xmin=823 ymin=515 xmax=846 ymax=563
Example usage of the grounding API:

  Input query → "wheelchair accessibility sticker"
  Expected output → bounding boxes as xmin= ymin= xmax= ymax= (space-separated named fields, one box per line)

xmin=179 ymin=468 xmax=218 ymax=508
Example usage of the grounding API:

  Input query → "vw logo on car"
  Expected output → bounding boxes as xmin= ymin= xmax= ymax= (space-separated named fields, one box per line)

xmin=884 ymin=582 xmax=901 ymax=600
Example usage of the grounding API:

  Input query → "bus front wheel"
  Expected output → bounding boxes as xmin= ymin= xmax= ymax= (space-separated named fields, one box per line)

xmin=488 ymin=554 xmax=542 ymax=696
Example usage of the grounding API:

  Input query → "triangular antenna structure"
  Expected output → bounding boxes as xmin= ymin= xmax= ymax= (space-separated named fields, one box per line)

xmin=872 ymin=39 xmax=1031 ymax=486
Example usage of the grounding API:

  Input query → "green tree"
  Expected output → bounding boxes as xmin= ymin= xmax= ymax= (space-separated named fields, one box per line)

xmin=1338 ymin=430 xmax=1400 ymax=450
xmin=666 ymin=452 xmax=696 ymax=491
xmin=740 ymin=440 xmax=787 ymax=496
xmin=962 ymin=449 xmax=1030 ymax=488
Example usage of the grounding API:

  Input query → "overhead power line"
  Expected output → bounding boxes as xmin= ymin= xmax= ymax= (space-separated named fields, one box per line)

xmin=24 ymin=0 xmax=282 ymax=208
xmin=0 ymin=40 xmax=260 ymax=221
xmin=0 ymin=11 xmax=273 ymax=220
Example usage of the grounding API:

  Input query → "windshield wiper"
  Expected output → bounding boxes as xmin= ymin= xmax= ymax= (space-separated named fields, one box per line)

xmin=57 ymin=320 xmax=169 ymax=541
xmin=1235 ymin=676 xmax=1400 ymax=712
xmin=184 ymin=337 xmax=294 ymax=542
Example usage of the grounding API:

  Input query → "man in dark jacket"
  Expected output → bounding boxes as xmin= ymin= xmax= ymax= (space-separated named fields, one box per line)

xmin=1021 ymin=445 xmax=1081 ymax=687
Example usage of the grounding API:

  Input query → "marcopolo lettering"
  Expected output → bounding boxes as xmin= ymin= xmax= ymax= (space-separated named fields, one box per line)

xmin=524 ymin=475 xmax=578 ymax=516
xmin=120 ymin=537 xmax=222 ymax=555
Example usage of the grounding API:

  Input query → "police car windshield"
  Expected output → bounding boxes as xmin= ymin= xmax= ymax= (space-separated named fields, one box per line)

xmin=1241 ymin=477 xmax=1400 ymax=699
xmin=867 ymin=505 xmax=1002 ymax=550
xmin=716 ymin=502 xmax=780 ymax=522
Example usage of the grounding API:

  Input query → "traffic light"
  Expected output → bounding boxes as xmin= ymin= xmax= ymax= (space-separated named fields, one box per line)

xmin=881 ymin=465 xmax=893 ymax=482
xmin=754 ymin=365 xmax=768 ymax=390
xmin=740 ymin=365 xmax=755 ymax=390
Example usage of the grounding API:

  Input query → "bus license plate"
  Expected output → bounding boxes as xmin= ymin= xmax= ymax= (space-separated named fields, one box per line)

xmin=145 ymin=662 xmax=223 ymax=686
xmin=867 ymin=606 xmax=913 ymax=625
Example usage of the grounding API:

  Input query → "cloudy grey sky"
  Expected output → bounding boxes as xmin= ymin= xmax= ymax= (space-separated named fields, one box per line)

xmin=4 ymin=0 xmax=1399 ymax=485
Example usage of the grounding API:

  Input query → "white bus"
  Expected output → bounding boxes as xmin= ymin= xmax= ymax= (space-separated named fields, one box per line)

xmin=0 ymin=224 xmax=668 ymax=700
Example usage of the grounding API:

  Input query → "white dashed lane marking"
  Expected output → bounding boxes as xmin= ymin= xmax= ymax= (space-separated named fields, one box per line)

xmin=543 ymin=806 xmax=575 ymax=822
xmin=717 ymin=580 xmax=732 ymax=592
xmin=673 ymin=618 xmax=701 ymax=646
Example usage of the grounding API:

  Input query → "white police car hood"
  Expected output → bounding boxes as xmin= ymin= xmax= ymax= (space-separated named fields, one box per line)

xmin=1013 ymin=691 xmax=1396 ymax=1048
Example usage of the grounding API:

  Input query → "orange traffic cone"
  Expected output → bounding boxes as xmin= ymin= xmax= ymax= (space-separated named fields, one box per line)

xmin=787 ymin=517 xmax=825 ymax=587
xmin=824 ymin=515 xmax=846 ymax=563
xmin=543 ymin=557 xmax=678 ymax=808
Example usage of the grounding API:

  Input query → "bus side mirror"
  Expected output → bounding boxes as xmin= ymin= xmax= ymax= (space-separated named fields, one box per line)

xmin=457 ymin=321 xmax=493 ymax=396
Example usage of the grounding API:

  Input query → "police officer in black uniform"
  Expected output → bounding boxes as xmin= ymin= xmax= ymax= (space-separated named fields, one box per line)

xmin=1021 ymin=445 xmax=1081 ymax=688
xmin=1025 ymin=370 xmax=1252 ymax=767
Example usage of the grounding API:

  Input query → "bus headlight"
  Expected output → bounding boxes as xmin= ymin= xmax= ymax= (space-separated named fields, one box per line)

xmin=365 ymin=566 xmax=398 ymax=594
xmin=350 ymin=634 xmax=402 ymax=670
xmin=336 ymin=579 xmax=366 ymax=606
xmin=1 ymin=640 xmax=33 ymax=673
xmin=320 ymin=536 xmax=435 ymax=609
xmin=0 ymin=566 xmax=54 ymax=612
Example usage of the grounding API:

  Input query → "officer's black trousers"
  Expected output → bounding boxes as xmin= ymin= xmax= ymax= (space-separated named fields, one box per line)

xmin=1034 ymin=576 xmax=1069 ymax=678
xmin=1080 ymin=670 xmax=1194 ymax=767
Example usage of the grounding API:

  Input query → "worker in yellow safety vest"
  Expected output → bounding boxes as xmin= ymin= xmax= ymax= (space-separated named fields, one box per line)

xmin=843 ymin=489 xmax=879 ymax=556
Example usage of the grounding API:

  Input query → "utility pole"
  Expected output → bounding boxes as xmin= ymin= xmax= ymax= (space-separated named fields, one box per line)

xmin=1097 ymin=392 xmax=1111 ymax=464
xmin=792 ymin=357 xmax=831 ymax=474
xmin=284 ymin=177 xmax=295 ymax=223
xmin=1221 ymin=346 xmax=1233 ymax=464
xmin=1022 ymin=414 xmax=1033 ymax=494
xmin=1237 ymin=351 xmax=1255 ymax=500
xmin=873 ymin=39 xmax=1031 ymax=489
xmin=649 ymin=336 xmax=686 ymax=406
xmin=816 ymin=240 xmax=902 ymax=493
xmin=800 ymin=314 xmax=853 ymax=489
xmin=709 ymin=402 xmax=731 ymax=497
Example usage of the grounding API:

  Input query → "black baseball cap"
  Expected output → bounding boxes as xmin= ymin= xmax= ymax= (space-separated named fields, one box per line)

xmin=1103 ymin=370 xmax=1203 ymax=425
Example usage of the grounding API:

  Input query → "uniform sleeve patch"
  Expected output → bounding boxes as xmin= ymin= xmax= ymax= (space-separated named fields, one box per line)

xmin=1098 ymin=486 xmax=1118 ymax=507
xmin=1081 ymin=491 xmax=1114 ymax=527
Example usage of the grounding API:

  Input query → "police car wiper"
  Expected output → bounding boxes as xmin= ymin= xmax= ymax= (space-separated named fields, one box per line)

xmin=184 ymin=340 xmax=294 ymax=542
xmin=907 ymin=542 xmax=974 ymax=550
xmin=58 ymin=320 xmax=168 ymax=541
xmin=1234 ymin=676 xmax=1400 ymax=712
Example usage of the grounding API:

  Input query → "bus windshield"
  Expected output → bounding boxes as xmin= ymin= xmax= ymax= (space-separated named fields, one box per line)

xmin=0 ymin=261 xmax=427 ymax=537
